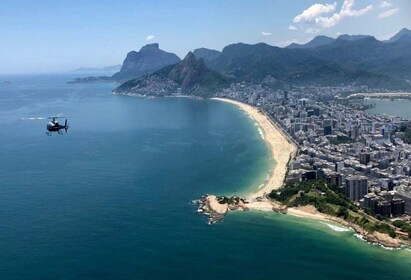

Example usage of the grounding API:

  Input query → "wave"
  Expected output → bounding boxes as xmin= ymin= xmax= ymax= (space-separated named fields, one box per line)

xmin=320 ymin=222 xmax=351 ymax=232
xmin=252 ymin=121 xmax=265 ymax=140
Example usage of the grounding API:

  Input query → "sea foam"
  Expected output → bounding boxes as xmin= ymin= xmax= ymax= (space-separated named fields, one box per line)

xmin=320 ymin=222 xmax=351 ymax=232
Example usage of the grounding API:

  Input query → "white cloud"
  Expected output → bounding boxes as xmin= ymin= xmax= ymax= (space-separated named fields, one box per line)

xmin=262 ymin=31 xmax=272 ymax=36
xmin=378 ymin=8 xmax=399 ymax=18
xmin=305 ymin=27 xmax=321 ymax=34
xmin=288 ymin=25 xmax=298 ymax=31
xmin=379 ymin=1 xmax=392 ymax=8
xmin=146 ymin=35 xmax=155 ymax=41
xmin=293 ymin=0 xmax=373 ymax=29
xmin=277 ymin=39 xmax=299 ymax=47
xmin=293 ymin=3 xmax=337 ymax=23
xmin=315 ymin=0 xmax=373 ymax=28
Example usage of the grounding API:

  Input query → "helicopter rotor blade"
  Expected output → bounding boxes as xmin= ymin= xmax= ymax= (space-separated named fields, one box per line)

xmin=47 ymin=114 xmax=66 ymax=119
xmin=21 ymin=117 xmax=47 ymax=120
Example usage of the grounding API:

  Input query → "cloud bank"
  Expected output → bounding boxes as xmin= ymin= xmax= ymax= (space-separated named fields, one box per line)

xmin=293 ymin=0 xmax=373 ymax=28
xmin=378 ymin=8 xmax=399 ymax=18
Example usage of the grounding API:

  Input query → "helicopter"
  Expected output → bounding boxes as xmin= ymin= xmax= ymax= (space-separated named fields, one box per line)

xmin=22 ymin=114 xmax=69 ymax=135
xmin=46 ymin=116 xmax=69 ymax=135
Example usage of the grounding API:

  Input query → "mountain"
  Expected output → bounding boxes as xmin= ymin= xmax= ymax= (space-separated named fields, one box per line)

xmin=199 ymin=27 xmax=411 ymax=90
xmin=286 ymin=34 xmax=373 ymax=49
xmin=77 ymin=28 xmax=411 ymax=90
xmin=111 ymin=43 xmax=181 ymax=81
xmin=114 ymin=52 xmax=231 ymax=97
xmin=72 ymin=64 xmax=122 ymax=73
xmin=310 ymin=35 xmax=411 ymax=83
xmin=388 ymin=28 xmax=411 ymax=43
xmin=204 ymin=42 xmax=397 ymax=88
xmin=336 ymin=34 xmax=372 ymax=41
xmin=193 ymin=48 xmax=221 ymax=63
xmin=286 ymin=36 xmax=335 ymax=49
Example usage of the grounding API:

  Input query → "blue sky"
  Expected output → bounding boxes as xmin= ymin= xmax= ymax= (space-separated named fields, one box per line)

xmin=0 ymin=0 xmax=410 ymax=74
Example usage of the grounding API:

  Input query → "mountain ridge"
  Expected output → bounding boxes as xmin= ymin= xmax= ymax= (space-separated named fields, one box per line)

xmin=114 ymin=52 xmax=232 ymax=97
xmin=74 ymin=28 xmax=411 ymax=91
xmin=112 ymin=43 xmax=181 ymax=81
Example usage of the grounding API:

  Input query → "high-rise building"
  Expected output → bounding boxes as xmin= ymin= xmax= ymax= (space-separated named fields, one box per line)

xmin=375 ymin=200 xmax=391 ymax=217
xmin=391 ymin=199 xmax=405 ymax=217
xmin=363 ymin=193 xmax=377 ymax=209
xmin=335 ymin=161 xmax=344 ymax=172
xmin=359 ymin=152 xmax=371 ymax=166
xmin=344 ymin=176 xmax=368 ymax=201
xmin=395 ymin=191 xmax=411 ymax=214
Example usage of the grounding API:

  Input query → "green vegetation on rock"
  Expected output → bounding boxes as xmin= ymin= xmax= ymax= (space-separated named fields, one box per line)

xmin=269 ymin=180 xmax=396 ymax=236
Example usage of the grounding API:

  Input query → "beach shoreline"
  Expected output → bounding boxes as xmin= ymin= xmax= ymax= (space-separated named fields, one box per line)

xmin=208 ymin=97 xmax=402 ymax=248
xmin=211 ymin=97 xmax=298 ymax=200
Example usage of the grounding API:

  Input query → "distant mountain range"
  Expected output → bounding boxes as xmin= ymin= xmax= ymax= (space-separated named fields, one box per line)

xmin=114 ymin=52 xmax=231 ymax=97
xmin=72 ymin=64 xmax=122 ymax=73
xmin=190 ymin=28 xmax=411 ymax=90
xmin=75 ymin=28 xmax=411 ymax=93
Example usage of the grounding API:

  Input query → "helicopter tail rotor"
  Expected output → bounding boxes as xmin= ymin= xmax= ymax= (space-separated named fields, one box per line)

xmin=65 ymin=119 xmax=69 ymax=133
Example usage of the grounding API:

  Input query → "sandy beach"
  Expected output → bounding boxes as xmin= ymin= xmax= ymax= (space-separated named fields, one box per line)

xmin=206 ymin=98 xmax=401 ymax=248
xmin=211 ymin=98 xmax=298 ymax=200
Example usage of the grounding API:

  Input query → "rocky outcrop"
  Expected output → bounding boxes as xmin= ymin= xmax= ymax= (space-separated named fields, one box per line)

xmin=112 ymin=43 xmax=181 ymax=82
xmin=113 ymin=52 xmax=232 ymax=97
xmin=168 ymin=52 xmax=208 ymax=89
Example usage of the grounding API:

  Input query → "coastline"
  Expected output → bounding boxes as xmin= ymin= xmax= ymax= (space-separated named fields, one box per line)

xmin=211 ymin=98 xmax=298 ymax=199
xmin=208 ymin=97 xmax=403 ymax=249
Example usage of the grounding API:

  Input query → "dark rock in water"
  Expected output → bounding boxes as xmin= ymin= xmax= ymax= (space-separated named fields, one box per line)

xmin=72 ymin=64 xmax=122 ymax=73
xmin=195 ymin=194 xmax=246 ymax=224
xmin=68 ymin=76 xmax=113 ymax=84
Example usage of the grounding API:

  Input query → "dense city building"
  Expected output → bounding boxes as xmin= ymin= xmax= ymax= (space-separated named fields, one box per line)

xmin=216 ymin=84 xmax=411 ymax=220
xmin=345 ymin=177 xmax=368 ymax=202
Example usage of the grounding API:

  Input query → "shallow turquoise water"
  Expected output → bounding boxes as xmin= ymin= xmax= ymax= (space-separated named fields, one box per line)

xmin=0 ymin=75 xmax=410 ymax=279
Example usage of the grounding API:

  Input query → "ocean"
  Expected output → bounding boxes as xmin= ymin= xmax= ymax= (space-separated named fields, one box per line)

xmin=364 ymin=98 xmax=411 ymax=119
xmin=1 ymin=74 xmax=411 ymax=280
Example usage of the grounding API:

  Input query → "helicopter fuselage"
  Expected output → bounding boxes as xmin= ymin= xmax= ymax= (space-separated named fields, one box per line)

xmin=46 ymin=118 xmax=69 ymax=135
xmin=47 ymin=122 xmax=66 ymax=132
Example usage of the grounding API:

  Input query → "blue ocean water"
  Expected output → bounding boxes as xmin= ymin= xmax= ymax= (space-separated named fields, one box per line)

xmin=364 ymin=98 xmax=411 ymax=119
xmin=1 ymin=75 xmax=411 ymax=280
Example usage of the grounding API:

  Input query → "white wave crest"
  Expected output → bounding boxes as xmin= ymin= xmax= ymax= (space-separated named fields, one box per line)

xmin=320 ymin=222 xmax=351 ymax=232
xmin=257 ymin=127 xmax=264 ymax=140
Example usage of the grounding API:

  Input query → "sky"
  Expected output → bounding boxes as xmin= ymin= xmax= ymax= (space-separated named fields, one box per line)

xmin=0 ymin=0 xmax=410 ymax=74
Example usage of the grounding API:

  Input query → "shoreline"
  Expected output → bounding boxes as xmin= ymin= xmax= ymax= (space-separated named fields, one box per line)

xmin=208 ymin=97 xmax=403 ymax=249
xmin=211 ymin=98 xmax=298 ymax=199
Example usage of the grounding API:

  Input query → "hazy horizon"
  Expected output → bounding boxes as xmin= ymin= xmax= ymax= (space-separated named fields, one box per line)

xmin=1 ymin=0 xmax=410 ymax=74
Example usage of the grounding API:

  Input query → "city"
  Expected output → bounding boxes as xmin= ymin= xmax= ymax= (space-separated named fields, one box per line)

xmin=216 ymin=82 xmax=411 ymax=238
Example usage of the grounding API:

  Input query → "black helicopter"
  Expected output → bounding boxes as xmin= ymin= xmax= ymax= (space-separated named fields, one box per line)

xmin=46 ymin=116 xmax=69 ymax=135
xmin=22 ymin=114 xmax=69 ymax=135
